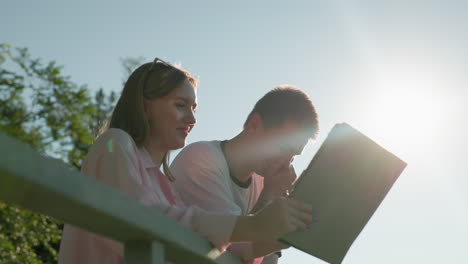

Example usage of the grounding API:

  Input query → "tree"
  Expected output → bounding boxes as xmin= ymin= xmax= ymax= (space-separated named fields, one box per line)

xmin=0 ymin=43 xmax=140 ymax=263
xmin=119 ymin=56 xmax=145 ymax=86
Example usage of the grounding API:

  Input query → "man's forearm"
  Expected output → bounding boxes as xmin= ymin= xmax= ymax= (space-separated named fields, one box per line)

xmin=261 ymin=254 xmax=279 ymax=264
xmin=251 ymin=241 xmax=288 ymax=258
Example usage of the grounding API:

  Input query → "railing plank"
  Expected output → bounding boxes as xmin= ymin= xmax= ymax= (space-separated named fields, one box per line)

xmin=0 ymin=132 xmax=242 ymax=264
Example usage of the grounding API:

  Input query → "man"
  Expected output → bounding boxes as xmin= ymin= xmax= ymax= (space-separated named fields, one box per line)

xmin=170 ymin=85 xmax=319 ymax=263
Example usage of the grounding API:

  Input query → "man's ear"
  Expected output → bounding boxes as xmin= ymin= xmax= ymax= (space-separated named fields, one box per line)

xmin=245 ymin=113 xmax=264 ymax=133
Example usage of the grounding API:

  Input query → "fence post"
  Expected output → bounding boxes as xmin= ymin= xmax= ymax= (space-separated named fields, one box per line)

xmin=125 ymin=241 xmax=165 ymax=264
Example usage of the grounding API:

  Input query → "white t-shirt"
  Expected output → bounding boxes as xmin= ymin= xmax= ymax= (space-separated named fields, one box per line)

xmin=171 ymin=141 xmax=264 ymax=215
xmin=172 ymin=141 xmax=280 ymax=263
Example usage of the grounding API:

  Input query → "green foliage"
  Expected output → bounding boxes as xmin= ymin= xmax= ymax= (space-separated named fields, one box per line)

xmin=0 ymin=202 xmax=61 ymax=264
xmin=0 ymin=43 xmax=117 ymax=169
xmin=119 ymin=56 xmax=145 ymax=86
xmin=0 ymin=43 xmax=119 ymax=263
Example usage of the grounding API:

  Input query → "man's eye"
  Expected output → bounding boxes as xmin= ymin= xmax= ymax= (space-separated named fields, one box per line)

xmin=176 ymin=103 xmax=186 ymax=108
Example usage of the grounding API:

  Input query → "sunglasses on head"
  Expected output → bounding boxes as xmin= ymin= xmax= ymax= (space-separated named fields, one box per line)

xmin=148 ymin=57 xmax=173 ymax=71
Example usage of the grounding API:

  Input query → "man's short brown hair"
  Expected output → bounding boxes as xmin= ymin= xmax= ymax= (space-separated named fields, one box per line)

xmin=244 ymin=85 xmax=319 ymax=140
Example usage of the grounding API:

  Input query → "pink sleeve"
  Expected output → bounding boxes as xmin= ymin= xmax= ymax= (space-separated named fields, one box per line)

xmin=90 ymin=130 xmax=236 ymax=250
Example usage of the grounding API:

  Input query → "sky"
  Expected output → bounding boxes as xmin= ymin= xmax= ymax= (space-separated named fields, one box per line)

xmin=2 ymin=0 xmax=467 ymax=263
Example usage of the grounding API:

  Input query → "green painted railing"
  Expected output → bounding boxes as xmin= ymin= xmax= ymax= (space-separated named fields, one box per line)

xmin=0 ymin=132 xmax=243 ymax=264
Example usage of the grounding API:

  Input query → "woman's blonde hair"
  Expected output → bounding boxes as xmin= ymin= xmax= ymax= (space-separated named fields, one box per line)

xmin=101 ymin=58 xmax=197 ymax=181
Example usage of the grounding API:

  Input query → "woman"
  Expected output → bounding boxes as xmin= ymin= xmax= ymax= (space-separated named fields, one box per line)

xmin=58 ymin=58 xmax=313 ymax=263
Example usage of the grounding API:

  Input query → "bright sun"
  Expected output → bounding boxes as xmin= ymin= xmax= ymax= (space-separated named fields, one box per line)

xmin=359 ymin=62 xmax=449 ymax=158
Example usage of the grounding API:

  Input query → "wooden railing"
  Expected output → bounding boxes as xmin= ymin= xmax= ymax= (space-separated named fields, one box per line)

xmin=0 ymin=132 xmax=243 ymax=264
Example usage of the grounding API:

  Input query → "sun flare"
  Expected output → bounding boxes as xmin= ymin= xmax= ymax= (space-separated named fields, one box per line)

xmin=360 ymin=62 xmax=449 ymax=157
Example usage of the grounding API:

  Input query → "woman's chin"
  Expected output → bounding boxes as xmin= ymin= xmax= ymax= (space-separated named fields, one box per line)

xmin=170 ymin=140 xmax=186 ymax=150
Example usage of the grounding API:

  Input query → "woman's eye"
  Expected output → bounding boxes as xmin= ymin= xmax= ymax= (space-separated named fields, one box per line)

xmin=176 ymin=103 xmax=186 ymax=108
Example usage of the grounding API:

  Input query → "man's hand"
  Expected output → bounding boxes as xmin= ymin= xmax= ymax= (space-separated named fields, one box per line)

xmin=263 ymin=164 xmax=297 ymax=198
xmin=250 ymin=164 xmax=297 ymax=214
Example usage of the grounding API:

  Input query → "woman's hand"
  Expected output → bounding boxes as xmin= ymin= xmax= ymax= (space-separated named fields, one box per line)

xmin=252 ymin=197 xmax=313 ymax=241
xmin=231 ymin=197 xmax=312 ymax=242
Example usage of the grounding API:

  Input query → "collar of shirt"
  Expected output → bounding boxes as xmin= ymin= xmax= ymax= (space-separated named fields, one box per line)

xmin=137 ymin=146 xmax=159 ymax=169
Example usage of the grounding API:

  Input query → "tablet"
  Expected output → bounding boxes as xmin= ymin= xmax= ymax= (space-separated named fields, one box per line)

xmin=280 ymin=123 xmax=407 ymax=264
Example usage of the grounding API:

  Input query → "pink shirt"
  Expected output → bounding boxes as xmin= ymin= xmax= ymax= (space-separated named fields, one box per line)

xmin=58 ymin=128 xmax=237 ymax=264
